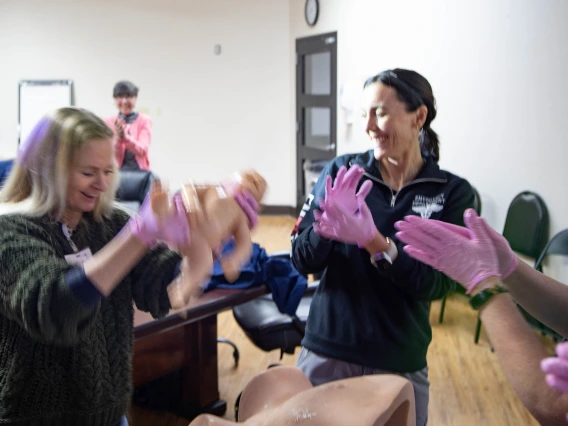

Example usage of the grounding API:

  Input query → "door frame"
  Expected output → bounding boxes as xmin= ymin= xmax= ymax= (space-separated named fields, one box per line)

xmin=295 ymin=31 xmax=338 ymax=213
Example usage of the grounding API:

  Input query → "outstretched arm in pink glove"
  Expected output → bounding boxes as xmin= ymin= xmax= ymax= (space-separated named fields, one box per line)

xmin=394 ymin=209 xmax=501 ymax=293
xmin=428 ymin=212 xmax=518 ymax=279
xmin=402 ymin=209 xmax=568 ymax=338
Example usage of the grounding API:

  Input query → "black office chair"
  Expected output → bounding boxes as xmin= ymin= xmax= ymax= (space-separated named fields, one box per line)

xmin=232 ymin=281 xmax=315 ymax=360
xmin=232 ymin=250 xmax=313 ymax=359
xmin=474 ymin=190 xmax=549 ymax=344
xmin=438 ymin=185 xmax=482 ymax=323
xmin=115 ymin=169 xmax=157 ymax=212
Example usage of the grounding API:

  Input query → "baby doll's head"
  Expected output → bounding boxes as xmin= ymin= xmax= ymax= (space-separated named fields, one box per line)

xmin=233 ymin=170 xmax=267 ymax=203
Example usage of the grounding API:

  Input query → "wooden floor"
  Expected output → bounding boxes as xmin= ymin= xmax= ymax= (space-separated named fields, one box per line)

xmin=130 ymin=215 xmax=553 ymax=426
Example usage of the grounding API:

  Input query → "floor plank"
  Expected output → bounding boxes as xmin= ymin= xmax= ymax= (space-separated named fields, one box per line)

xmin=130 ymin=215 xmax=552 ymax=425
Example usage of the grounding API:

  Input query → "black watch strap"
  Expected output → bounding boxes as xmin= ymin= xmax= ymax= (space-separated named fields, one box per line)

xmin=469 ymin=285 xmax=508 ymax=310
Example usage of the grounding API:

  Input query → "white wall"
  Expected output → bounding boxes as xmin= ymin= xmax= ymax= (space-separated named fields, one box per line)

xmin=0 ymin=0 xmax=292 ymax=205
xmin=290 ymin=0 xmax=568 ymax=279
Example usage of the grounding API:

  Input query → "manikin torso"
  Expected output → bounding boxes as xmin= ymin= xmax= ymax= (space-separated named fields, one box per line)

xmin=188 ymin=366 xmax=416 ymax=426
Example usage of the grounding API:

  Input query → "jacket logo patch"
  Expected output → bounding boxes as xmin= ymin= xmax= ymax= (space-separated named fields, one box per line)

xmin=291 ymin=194 xmax=315 ymax=241
xmin=412 ymin=194 xmax=445 ymax=219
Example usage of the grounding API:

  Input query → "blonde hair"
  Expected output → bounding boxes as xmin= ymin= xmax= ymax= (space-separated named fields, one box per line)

xmin=0 ymin=107 xmax=119 ymax=221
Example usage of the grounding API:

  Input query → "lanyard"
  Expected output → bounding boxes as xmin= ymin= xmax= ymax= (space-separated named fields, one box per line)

xmin=61 ymin=223 xmax=79 ymax=253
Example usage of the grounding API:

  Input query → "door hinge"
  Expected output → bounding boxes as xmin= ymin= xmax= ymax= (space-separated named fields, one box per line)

xmin=296 ymin=121 xmax=299 ymax=133
xmin=296 ymin=53 xmax=299 ymax=66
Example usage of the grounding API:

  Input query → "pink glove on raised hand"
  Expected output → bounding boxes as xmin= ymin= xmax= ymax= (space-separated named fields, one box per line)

xmin=394 ymin=209 xmax=500 ymax=293
xmin=313 ymin=193 xmax=377 ymax=247
xmin=324 ymin=165 xmax=373 ymax=214
xmin=431 ymin=210 xmax=518 ymax=279
xmin=129 ymin=192 xmax=191 ymax=248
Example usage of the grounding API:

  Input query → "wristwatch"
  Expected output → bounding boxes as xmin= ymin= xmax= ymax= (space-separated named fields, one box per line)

xmin=469 ymin=285 xmax=508 ymax=310
xmin=370 ymin=238 xmax=398 ymax=270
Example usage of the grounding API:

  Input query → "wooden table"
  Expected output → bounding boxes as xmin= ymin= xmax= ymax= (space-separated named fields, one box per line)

xmin=133 ymin=285 xmax=269 ymax=419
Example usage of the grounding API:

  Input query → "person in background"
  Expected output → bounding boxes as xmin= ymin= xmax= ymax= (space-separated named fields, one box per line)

xmin=0 ymin=107 xmax=259 ymax=426
xmin=290 ymin=68 xmax=475 ymax=426
xmin=395 ymin=209 xmax=568 ymax=425
xmin=105 ymin=80 xmax=151 ymax=170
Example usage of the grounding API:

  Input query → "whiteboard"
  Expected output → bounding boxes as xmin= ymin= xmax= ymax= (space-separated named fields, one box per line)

xmin=18 ymin=80 xmax=74 ymax=145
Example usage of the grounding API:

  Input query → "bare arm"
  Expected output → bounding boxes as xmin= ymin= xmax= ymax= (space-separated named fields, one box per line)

xmin=83 ymin=228 xmax=147 ymax=296
xmin=479 ymin=287 xmax=568 ymax=425
xmin=504 ymin=260 xmax=568 ymax=338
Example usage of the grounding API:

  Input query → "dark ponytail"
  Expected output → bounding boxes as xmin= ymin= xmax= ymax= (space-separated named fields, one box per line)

xmin=363 ymin=69 xmax=440 ymax=163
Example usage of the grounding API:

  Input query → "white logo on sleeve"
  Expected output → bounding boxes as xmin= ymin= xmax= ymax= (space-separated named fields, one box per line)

xmin=412 ymin=194 xmax=445 ymax=219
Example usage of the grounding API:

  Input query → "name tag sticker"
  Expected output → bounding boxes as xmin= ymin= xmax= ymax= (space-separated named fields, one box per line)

xmin=64 ymin=248 xmax=93 ymax=265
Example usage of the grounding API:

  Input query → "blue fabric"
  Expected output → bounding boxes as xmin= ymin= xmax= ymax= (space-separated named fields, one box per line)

xmin=0 ymin=159 xmax=14 ymax=186
xmin=204 ymin=241 xmax=307 ymax=316
xmin=115 ymin=416 xmax=128 ymax=426
xmin=65 ymin=267 xmax=102 ymax=308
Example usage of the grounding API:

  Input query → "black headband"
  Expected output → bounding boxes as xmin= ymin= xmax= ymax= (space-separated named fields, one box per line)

xmin=381 ymin=71 xmax=424 ymax=107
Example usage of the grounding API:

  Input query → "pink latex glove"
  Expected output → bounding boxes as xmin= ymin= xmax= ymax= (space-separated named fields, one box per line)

xmin=313 ymin=192 xmax=377 ymax=247
xmin=394 ymin=209 xmax=501 ymax=293
xmin=234 ymin=190 xmax=259 ymax=230
xmin=425 ymin=210 xmax=518 ymax=279
xmin=541 ymin=342 xmax=568 ymax=422
xmin=542 ymin=342 xmax=568 ymax=390
xmin=324 ymin=165 xmax=373 ymax=214
xmin=129 ymin=192 xmax=191 ymax=248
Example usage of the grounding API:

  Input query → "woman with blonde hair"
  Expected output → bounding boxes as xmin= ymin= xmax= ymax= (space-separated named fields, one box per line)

xmin=0 ymin=107 xmax=258 ymax=426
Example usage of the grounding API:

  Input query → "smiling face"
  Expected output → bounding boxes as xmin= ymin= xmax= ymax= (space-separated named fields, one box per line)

xmin=64 ymin=138 xmax=114 ymax=223
xmin=361 ymin=82 xmax=426 ymax=161
xmin=114 ymin=94 xmax=137 ymax=116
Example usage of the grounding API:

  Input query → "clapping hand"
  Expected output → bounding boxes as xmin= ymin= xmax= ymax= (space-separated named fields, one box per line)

xmin=115 ymin=118 xmax=126 ymax=138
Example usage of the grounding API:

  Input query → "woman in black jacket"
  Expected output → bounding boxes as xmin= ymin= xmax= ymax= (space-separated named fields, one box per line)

xmin=291 ymin=69 xmax=475 ymax=426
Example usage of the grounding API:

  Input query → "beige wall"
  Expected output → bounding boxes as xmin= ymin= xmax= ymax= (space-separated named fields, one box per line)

xmin=0 ymin=0 xmax=292 ymax=206
xmin=289 ymin=0 xmax=568 ymax=280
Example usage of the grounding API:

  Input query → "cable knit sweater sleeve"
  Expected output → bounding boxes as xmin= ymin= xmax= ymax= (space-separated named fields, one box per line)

xmin=130 ymin=248 xmax=181 ymax=318
xmin=0 ymin=215 xmax=99 ymax=346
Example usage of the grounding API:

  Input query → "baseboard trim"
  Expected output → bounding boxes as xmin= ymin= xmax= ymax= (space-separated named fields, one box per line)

xmin=260 ymin=205 xmax=297 ymax=217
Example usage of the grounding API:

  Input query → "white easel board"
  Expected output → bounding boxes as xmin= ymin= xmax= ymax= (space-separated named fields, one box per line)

xmin=19 ymin=80 xmax=74 ymax=145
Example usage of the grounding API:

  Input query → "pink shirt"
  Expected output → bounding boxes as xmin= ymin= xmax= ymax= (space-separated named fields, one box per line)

xmin=105 ymin=113 xmax=152 ymax=170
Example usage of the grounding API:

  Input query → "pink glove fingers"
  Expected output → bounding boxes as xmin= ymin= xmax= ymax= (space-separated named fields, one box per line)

xmin=313 ymin=209 xmax=323 ymax=222
xmin=556 ymin=342 xmax=568 ymax=358
xmin=325 ymin=174 xmax=334 ymax=199
xmin=479 ymin=217 xmax=518 ymax=278
xmin=395 ymin=222 xmax=441 ymax=252
xmin=396 ymin=230 xmax=436 ymax=253
xmin=356 ymin=179 xmax=373 ymax=200
xmin=334 ymin=166 xmax=348 ymax=189
xmin=402 ymin=245 xmax=435 ymax=265
xmin=430 ymin=220 xmax=473 ymax=239
xmin=545 ymin=373 xmax=568 ymax=394
xmin=130 ymin=189 xmax=191 ymax=248
xmin=343 ymin=165 xmax=364 ymax=189
xmin=541 ymin=358 xmax=568 ymax=379
xmin=395 ymin=209 xmax=500 ymax=292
